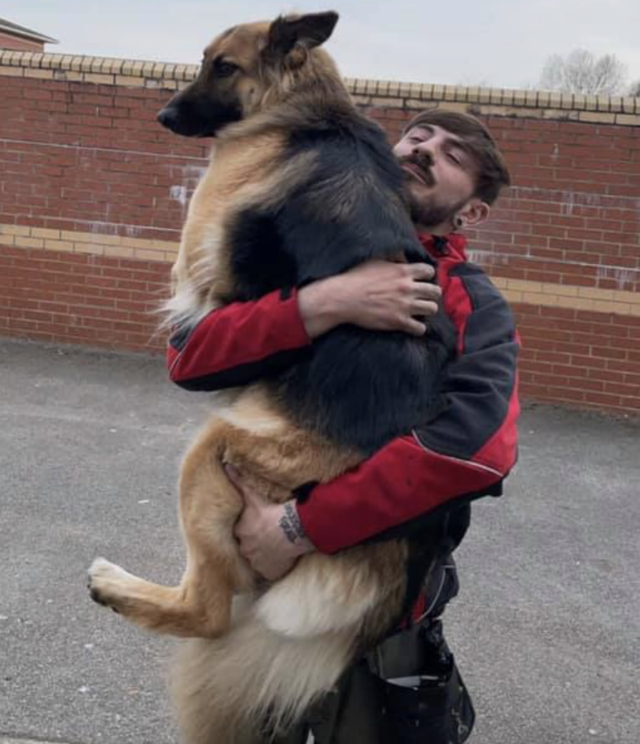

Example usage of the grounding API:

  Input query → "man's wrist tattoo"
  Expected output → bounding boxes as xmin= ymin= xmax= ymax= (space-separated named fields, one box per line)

xmin=278 ymin=502 xmax=307 ymax=545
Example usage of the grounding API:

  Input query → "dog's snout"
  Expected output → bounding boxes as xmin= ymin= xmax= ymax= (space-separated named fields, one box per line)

xmin=157 ymin=107 xmax=179 ymax=131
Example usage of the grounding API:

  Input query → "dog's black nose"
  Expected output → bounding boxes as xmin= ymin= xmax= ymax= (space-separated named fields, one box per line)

xmin=157 ymin=107 xmax=178 ymax=131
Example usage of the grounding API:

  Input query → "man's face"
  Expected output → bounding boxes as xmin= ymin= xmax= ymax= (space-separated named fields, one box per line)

xmin=393 ymin=124 xmax=478 ymax=231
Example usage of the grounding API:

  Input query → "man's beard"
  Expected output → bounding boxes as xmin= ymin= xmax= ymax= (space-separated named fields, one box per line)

xmin=406 ymin=185 xmax=467 ymax=230
xmin=398 ymin=155 xmax=467 ymax=230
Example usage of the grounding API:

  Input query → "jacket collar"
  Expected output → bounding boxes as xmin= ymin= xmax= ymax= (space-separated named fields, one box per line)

xmin=418 ymin=232 xmax=468 ymax=261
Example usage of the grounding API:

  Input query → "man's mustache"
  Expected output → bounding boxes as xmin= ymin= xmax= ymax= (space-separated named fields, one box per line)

xmin=398 ymin=154 xmax=435 ymax=187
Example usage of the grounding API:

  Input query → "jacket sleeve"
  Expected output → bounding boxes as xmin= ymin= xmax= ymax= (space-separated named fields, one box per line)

xmin=296 ymin=266 xmax=520 ymax=553
xmin=167 ymin=288 xmax=312 ymax=391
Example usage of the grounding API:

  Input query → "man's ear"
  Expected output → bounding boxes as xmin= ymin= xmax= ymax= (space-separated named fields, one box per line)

xmin=458 ymin=198 xmax=490 ymax=228
xmin=265 ymin=11 xmax=339 ymax=60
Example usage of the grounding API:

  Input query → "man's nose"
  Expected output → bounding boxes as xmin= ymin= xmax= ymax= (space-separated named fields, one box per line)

xmin=412 ymin=145 xmax=435 ymax=166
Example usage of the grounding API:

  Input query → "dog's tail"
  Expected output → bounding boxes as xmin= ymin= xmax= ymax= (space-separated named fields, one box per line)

xmin=170 ymin=546 xmax=405 ymax=743
xmin=171 ymin=600 xmax=356 ymax=744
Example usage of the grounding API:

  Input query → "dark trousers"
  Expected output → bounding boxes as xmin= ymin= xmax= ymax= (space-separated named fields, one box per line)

xmin=268 ymin=555 xmax=475 ymax=744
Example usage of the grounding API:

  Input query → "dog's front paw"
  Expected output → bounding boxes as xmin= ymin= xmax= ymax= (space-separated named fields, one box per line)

xmin=87 ymin=557 xmax=134 ymax=614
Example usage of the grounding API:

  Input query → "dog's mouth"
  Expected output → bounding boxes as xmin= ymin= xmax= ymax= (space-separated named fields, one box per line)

xmin=157 ymin=100 xmax=243 ymax=139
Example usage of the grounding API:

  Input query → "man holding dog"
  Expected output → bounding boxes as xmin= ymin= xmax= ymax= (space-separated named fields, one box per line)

xmin=167 ymin=108 xmax=518 ymax=743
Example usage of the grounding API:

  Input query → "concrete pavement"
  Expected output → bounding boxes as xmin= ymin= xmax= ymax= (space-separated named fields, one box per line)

xmin=1 ymin=338 xmax=638 ymax=744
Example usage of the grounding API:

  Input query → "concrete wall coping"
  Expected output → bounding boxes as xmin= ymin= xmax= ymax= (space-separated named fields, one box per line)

xmin=2 ymin=50 xmax=640 ymax=125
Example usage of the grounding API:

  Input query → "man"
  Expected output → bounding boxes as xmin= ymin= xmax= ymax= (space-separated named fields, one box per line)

xmin=167 ymin=109 xmax=519 ymax=743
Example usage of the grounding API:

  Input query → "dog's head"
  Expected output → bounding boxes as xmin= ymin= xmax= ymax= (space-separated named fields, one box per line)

xmin=158 ymin=11 xmax=340 ymax=137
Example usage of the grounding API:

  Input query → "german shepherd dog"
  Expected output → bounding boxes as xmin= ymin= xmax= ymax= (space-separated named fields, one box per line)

xmin=88 ymin=11 xmax=454 ymax=742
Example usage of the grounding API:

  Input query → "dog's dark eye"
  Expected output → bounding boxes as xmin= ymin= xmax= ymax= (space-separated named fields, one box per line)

xmin=215 ymin=59 xmax=240 ymax=78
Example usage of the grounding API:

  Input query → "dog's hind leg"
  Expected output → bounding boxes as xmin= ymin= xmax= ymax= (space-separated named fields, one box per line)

xmin=88 ymin=418 xmax=254 ymax=638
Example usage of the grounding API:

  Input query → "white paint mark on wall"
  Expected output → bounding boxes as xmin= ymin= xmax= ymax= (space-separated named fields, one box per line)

xmin=90 ymin=220 xmax=120 ymax=236
xmin=170 ymin=184 xmax=188 ymax=207
xmin=467 ymin=249 xmax=510 ymax=267
xmin=183 ymin=165 xmax=208 ymax=183
xmin=560 ymin=192 xmax=575 ymax=217
xmin=513 ymin=186 xmax=640 ymax=212
xmin=596 ymin=265 xmax=638 ymax=290
xmin=169 ymin=164 xmax=208 ymax=214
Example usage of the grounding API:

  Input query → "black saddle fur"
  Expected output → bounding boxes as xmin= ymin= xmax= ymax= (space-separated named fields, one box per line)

xmin=226 ymin=106 xmax=456 ymax=455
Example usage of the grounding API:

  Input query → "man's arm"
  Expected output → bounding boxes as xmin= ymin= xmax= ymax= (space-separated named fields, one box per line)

xmin=167 ymin=288 xmax=311 ymax=391
xmin=295 ymin=266 xmax=520 ymax=553
xmin=229 ymin=267 xmax=519 ymax=575
xmin=167 ymin=262 xmax=440 ymax=390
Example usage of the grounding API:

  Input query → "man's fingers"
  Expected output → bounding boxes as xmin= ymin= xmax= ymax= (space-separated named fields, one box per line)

xmin=224 ymin=464 xmax=264 ymax=507
xmin=406 ymin=262 xmax=436 ymax=281
xmin=224 ymin=463 xmax=243 ymax=487
xmin=403 ymin=317 xmax=428 ymax=336
xmin=413 ymin=282 xmax=442 ymax=301
xmin=412 ymin=300 xmax=440 ymax=318
xmin=236 ymin=537 xmax=250 ymax=556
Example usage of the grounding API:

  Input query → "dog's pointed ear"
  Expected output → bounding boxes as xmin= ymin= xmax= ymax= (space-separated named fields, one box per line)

xmin=266 ymin=11 xmax=339 ymax=59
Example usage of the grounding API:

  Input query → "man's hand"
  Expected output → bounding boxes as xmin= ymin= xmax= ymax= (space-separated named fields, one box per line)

xmin=226 ymin=465 xmax=315 ymax=581
xmin=298 ymin=260 xmax=441 ymax=338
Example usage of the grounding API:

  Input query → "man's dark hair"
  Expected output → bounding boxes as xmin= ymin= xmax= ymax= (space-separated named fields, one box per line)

xmin=403 ymin=108 xmax=511 ymax=205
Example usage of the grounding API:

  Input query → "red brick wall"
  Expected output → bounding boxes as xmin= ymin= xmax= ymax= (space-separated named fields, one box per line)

xmin=1 ymin=57 xmax=639 ymax=414
xmin=374 ymin=113 xmax=640 ymax=414
xmin=0 ymin=74 xmax=202 ymax=352
xmin=0 ymin=245 xmax=169 ymax=349
xmin=466 ymin=117 xmax=640 ymax=414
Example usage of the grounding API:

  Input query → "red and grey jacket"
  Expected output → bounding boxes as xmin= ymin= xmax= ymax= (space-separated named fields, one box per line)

xmin=167 ymin=233 xmax=520 ymax=554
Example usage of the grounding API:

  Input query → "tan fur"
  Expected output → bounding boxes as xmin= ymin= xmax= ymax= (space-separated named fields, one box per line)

xmin=88 ymin=14 xmax=434 ymax=741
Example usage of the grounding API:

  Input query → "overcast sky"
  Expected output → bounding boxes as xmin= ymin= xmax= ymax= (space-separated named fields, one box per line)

xmin=4 ymin=0 xmax=640 ymax=90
